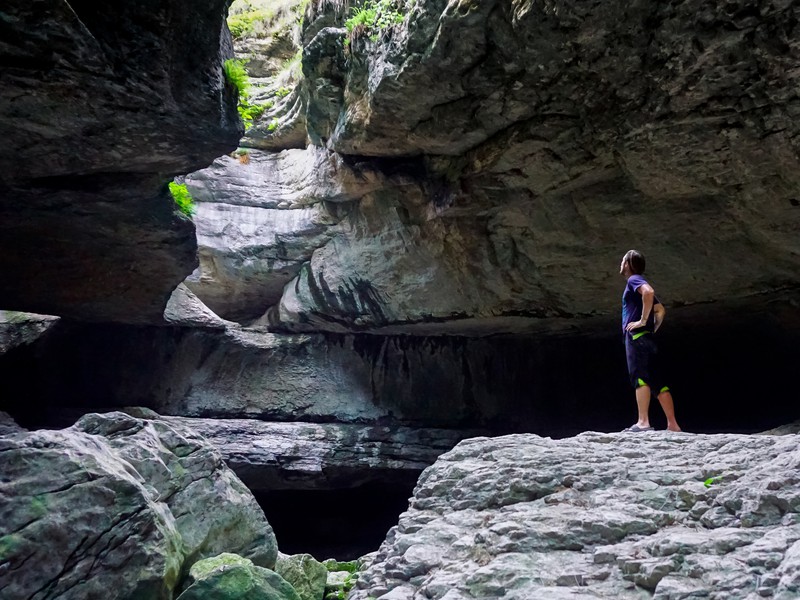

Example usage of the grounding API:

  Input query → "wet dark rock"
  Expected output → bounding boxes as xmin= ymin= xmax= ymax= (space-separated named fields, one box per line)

xmin=0 ymin=0 xmax=241 ymax=323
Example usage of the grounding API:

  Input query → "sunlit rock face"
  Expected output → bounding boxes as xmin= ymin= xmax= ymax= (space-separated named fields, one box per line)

xmin=0 ymin=0 xmax=241 ymax=323
xmin=351 ymin=431 xmax=800 ymax=599
xmin=203 ymin=0 xmax=800 ymax=335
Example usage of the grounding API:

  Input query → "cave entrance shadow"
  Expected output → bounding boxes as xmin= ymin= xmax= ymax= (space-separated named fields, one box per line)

xmin=252 ymin=479 xmax=418 ymax=561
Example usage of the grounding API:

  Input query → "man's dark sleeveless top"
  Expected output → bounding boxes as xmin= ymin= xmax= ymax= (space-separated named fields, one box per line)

xmin=621 ymin=274 xmax=660 ymax=337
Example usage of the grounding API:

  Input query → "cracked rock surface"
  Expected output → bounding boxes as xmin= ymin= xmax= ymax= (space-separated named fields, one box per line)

xmin=0 ymin=412 xmax=276 ymax=599
xmin=352 ymin=431 xmax=800 ymax=599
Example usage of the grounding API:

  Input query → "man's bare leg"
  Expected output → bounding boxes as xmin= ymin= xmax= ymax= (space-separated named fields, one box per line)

xmin=634 ymin=385 xmax=651 ymax=428
xmin=657 ymin=390 xmax=682 ymax=432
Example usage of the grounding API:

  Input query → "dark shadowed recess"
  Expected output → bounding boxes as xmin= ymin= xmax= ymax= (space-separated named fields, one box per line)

xmin=255 ymin=481 xmax=416 ymax=561
xmin=0 ymin=319 xmax=798 ymax=435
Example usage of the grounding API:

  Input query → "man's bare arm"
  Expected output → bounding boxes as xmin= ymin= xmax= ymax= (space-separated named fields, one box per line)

xmin=653 ymin=303 xmax=665 ymax=332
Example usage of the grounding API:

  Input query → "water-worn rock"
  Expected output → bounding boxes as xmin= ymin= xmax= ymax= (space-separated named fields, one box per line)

xmin=0 ymin=0 xmax=240 ymax=323
xmin=275 ymin=552 xmax=328 ymax=600
xmin=164 ymin=283 xmax=230 ymax=329
xmin=183 ymin=147 xmax=418 ymax=321
xmin=0 ymin=412 xmax=277 ymax=599
xmin=150 ymin=414 xmax=476 ymax=491
xmin=351 ymin=431 xmax=800 ymax=599
xmin=177 ymin=553 xmax=302 ymax=600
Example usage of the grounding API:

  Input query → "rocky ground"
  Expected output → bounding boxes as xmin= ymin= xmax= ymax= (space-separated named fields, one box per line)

xmin=351 ymin=430 xmax=800 ymax=600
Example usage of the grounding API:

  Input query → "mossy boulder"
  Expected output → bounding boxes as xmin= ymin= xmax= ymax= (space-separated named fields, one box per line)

xmin=178 ymin=553 xmax=302 ymax=600
xmin=323 ymin=559 xmax=360 ymax=600
xmin=275 ymin=553 xmax=327 ymax=600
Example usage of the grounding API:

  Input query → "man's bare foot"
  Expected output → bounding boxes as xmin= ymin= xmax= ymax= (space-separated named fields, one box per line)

xmin=666 ymin=424 xmax=682 ymax=432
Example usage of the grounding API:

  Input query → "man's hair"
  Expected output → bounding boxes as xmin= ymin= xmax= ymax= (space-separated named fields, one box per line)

xmin=624 ymin=249 xmax=646 ymax=274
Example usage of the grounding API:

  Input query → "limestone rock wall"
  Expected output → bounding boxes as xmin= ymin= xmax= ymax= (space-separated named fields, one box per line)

xmin=190 ymin=0 xmax=800 ymax=336
xmin=0 ymin=0 xmax=241 ymax=323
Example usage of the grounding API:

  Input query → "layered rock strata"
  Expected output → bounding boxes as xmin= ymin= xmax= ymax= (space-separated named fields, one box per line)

xmin=143 ymin=413 xmax=477 ymax=491
xmin=4 ymin=316 xmax=798 ymax=436
xmin=352 ymin=431 xmax=800 ymax=599
xmin=0 ymin=411 xmax=277 ymax=599
xmin=0 ymin=0 xmax=241 ymax=322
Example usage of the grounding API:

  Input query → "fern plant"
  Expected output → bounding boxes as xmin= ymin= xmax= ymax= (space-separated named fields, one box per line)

xmin=168 ymin=182 xmax=195 ymax=217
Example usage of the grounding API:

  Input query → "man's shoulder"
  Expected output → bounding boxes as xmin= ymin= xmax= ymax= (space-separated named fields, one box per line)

xmin=627 ymin=274 xmax=649 ymax=288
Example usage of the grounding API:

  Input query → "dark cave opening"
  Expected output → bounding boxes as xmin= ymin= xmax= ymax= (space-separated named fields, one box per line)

xmin=253 ymin=480 xmax=417 ymax=561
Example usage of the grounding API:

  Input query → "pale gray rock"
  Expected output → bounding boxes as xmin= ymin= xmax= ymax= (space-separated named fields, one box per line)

xmin=0 ymin=412 xmax=277 ymax=599
xmin=0 ymin=410 xmax=23 ymax=435
xmin=153 ymin=414 xmax=476 ymax=491
xmin=275 ymin=552 xmax=327 ymax=600
xmin=164 ymin=283 xmax=229 ymax=329
xmin=248 ymin=0 xmax=800 ymax=336
xmin=351 ymin=432 xmax=800 ymax=599
xmin=0 ymin=310 xmax=59 ymax=354
xmin=183 ymin=148 xmax=415 ymax=321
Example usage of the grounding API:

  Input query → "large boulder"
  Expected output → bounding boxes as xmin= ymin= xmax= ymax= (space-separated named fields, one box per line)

xmin=0 ymin=0 xmax=241 ymax=323
xmin=351 ymin=431 xmax=800 ymax=599
xmin=178 ymin=553 xmax=302 ymax=600
xmin=0 ymin=412 xmax=277 ymax=599
xmin=275 ymin=552 xmax=328 ymax=600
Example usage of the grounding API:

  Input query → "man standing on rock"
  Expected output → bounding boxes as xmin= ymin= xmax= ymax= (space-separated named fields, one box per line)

xmin=619 ymin=250 xmax=681 ymax=432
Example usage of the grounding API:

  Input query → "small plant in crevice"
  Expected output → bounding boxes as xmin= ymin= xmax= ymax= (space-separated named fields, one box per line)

xmin=345 ymin=0 xmax=411 ymax=43
xmin=704 ymin=475 xmax=723 ymax=488
xmin=168 ymin=181 xmax=195 ymax=217
xmin=267 ymin=117 xmax=280 ymax=132
xmin=223 ymin=59 xmax=272 ymax=128
xmin=223 ymin=58 xmax=250 ymax=96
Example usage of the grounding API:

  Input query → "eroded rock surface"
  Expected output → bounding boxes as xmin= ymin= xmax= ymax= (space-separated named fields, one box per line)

xmin=0 ymin=0 xmax=240 ymax=322
xmin=211 ymin=0 xmax=800 ymax=336
xmin=352 ymin=431 xmax=800 ymax=599
xmin=184 ymin=147 xmax=420 ymax=321
xmin=151 ymin=414 xmax=477 ymax=491
xmin=0 ymin=412 xmax=277 ymax=599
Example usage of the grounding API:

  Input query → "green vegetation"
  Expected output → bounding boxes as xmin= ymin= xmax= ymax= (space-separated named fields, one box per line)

xmin=704 ymin=475 xmax=723 ymax=488
xmin=168 ymin=182 xmax=195 ymax=217
xmin=223 ymin=59 xmax=274 ymax=128
xmin=323 ymin=559 xmax=360 ymax=600
xmin=228 ymin=8 xmax=273 ymax=38
xmin=223 ymin=58 xmax=250 ymax=96
xmin=345 ymin=0 xmax=410 ymax=41
xmin=267 ymin=117 xmax=280 ymax=132
xmin=275 ymin=86 xmax=291 ymax=98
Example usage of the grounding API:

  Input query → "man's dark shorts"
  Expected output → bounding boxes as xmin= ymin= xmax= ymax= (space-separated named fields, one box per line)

xmin=625 ymin=334 xmax=668 ymax=393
